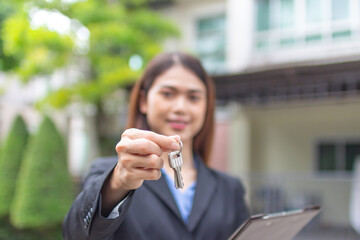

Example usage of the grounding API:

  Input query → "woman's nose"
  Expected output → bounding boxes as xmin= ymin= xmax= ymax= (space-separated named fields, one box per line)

xmin=172 ymin=96 xmax=187 ymax=112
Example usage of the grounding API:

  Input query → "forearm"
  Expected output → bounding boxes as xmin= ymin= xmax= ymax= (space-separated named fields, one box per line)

xmin=63 ymin=158 xmax=129 ymax=240
xmin=100 ymin=166 xmax=131 ymax=217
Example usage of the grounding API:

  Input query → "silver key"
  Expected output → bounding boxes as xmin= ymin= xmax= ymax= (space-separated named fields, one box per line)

xmin=168 ymin=140 xmax=184 ymax=189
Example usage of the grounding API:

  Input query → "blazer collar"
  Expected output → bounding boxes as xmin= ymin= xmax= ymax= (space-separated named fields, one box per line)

xmin=143 ymin=156 xmax=217 ymax=232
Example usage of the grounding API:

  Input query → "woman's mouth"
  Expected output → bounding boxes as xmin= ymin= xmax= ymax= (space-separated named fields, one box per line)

xmin=168 ymin=120 xmax=187 ymax=130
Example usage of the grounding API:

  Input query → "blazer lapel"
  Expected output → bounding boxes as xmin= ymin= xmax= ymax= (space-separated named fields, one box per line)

xmin=143 ymin=175 xmax=183 ymax=222
xmin=187 ymin=159 xmax=217 ymax=232
xmin=143 ymin=159 xmax=218 ymax=231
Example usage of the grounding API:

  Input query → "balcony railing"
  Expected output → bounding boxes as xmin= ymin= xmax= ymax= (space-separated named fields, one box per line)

xmin=213 ymin=60 xmax=360 ymax=106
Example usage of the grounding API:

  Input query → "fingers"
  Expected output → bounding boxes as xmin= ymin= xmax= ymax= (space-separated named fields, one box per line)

xmin=118 ymin=138 xmax=163 ymax=156
xmin=122 ymin=153 xmax=163 ymax=170
xmin=112 ymin=128 xmax=181 ymax=190
xmin=113 ymin=163 xmax=162 ymax=190
xmin=132 ymin=168 xmax=162 ymax=181
xmin=120 ymin=128 xmax=180 ymax=152
xmin=115 ymin=153 xmax=164 ymax=190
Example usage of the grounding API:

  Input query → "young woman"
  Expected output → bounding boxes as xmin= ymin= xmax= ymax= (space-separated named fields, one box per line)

xmin=63 ymin=52 xmax=249 ymax=240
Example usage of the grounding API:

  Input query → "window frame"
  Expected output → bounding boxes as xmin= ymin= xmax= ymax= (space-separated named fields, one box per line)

xmin=315 ymin=138 xmax=360 ymax=173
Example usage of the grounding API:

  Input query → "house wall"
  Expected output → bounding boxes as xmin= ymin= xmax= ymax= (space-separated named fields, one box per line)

xmin=209 ymin=121 xmax=229 ymax=171
xmin=228 ymin=99 xmax=360 ymax=226
xmin=248 ymin=100 xmax=360 ymax=172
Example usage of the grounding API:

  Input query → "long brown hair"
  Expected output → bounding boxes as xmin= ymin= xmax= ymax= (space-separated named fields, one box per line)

xmin=126 ymin=52 xmax=215 ymax=165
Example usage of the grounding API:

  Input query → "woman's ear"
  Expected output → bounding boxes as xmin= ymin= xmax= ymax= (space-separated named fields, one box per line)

xmin=139 ymin=91 xmax=147 ymax=114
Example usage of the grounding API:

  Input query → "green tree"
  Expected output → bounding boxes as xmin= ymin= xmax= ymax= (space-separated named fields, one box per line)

xmin=0 ymin=1 xmax=74 ymax=81
xmin=0 ymin=1 xmax=19 ymax=71
xmin=10 ymin=116 xmax=74 ymax=230
xmin=0 ymin=115 xmax=29 ymax=217
xmin=1 ymin=0 xmax=178 ymax=105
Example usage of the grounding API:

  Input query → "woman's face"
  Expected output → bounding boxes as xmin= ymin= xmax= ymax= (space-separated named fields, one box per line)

xmin=140 ymin=64 xmax=207 ymax=143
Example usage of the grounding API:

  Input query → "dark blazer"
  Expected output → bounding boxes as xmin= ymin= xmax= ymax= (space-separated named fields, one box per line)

xmin=63 ymin=156 xmax=249 ymax=240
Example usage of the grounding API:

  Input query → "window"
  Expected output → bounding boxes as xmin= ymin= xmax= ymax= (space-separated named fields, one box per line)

xmin=332 ymin=0 xmax=349 ymax=21
xmin=280 ymin=0 xmax=295 ymax=28
xmin=317 ymin=140 xmax=360 ymax=172
xmin=257 ymin=0 xmax=270 ymax=31
xmin=196 ymin=14 xmax=226 ymax=75
xmin=256 ymin=0 xmax=295 ymax=30
xmin=254 ymin=0 xmax=357 ymax=52
xmin=306 ymin=0 xmax=322 ymax=24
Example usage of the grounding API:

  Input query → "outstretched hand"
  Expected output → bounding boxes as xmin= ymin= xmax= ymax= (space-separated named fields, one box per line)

xmin=101 ymin=128 xmax=180 ymax=216
xmin=114 ymin=128 xmax=180 ymax=190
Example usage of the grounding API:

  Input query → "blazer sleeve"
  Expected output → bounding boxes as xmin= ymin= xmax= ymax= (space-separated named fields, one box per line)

xmin=62 ymin=157 xmax=134 ymax=240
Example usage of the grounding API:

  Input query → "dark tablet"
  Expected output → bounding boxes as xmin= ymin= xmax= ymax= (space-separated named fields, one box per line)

xmin=229 ymin=206 xmax=321 ymax=240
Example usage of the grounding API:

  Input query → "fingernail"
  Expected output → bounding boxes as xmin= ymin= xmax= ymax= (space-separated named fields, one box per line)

xmin=171 ymin=142 xmax=180 ymax=150
xmin=172 ymin=135 xmax=180 ymax=141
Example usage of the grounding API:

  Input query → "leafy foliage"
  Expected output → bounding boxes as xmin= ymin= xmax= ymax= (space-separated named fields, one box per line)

xmin=0 ymin=115 xmax=29 ymax=217
xmin=2 ymin=12 xmax=74 ymax=81
xmin=0 ymin=0 xmax=179 ymax=108
xmin=0 ymin=1 xmax=19 ymax=71
xmin=10 ymin=116 xmax=74 ymax=229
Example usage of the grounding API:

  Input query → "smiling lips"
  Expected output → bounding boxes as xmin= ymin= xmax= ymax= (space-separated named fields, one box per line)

xmin=168 ymin=120 xmax=187 ymax=130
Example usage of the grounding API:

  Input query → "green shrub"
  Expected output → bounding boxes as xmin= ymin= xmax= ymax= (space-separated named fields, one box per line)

xmin=10 ymin=116 xmax=74 ymax=229
xmin=0 ymin=217 xmax=62 ymax=240
xmin=0 ymin=115 xmax=29 ymax=217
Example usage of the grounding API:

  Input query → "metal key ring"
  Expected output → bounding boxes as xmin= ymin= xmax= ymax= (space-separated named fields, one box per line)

xmin=175 ymin=140 xmax=183 ymax=154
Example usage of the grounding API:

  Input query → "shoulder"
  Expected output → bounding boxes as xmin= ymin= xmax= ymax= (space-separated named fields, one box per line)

xmin=83 ymin=156 xmax=118 ymax=184
xmin=89 ymin=156 xmax=118 ymax=172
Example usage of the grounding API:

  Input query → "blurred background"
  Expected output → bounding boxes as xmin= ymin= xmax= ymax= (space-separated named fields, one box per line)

xmin=0 ymin=0 xmax=360 ymax=239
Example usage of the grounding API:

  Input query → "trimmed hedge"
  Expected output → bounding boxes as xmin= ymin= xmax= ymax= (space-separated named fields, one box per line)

xmin=10 ymin=116 xmax=74 ymax=229
xmin=0 ymin=115 xmax=29 ymax=217
xmin=0 ymin=217 xmax=62 ymax=240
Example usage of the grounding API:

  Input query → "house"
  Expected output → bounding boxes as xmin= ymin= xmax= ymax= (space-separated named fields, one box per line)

xmin=156 ymin=0 xmax=360 ymax=233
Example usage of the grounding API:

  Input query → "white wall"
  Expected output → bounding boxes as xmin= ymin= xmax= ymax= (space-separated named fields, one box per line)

xmin=226 ymin=0 xmax=255 ymax=72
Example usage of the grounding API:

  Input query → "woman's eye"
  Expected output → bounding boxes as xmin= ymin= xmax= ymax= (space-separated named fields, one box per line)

xmin=161 ymin=91 xmax=173 ymax=98
xmin=189 ymin=95 xmax=200 ymax=102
